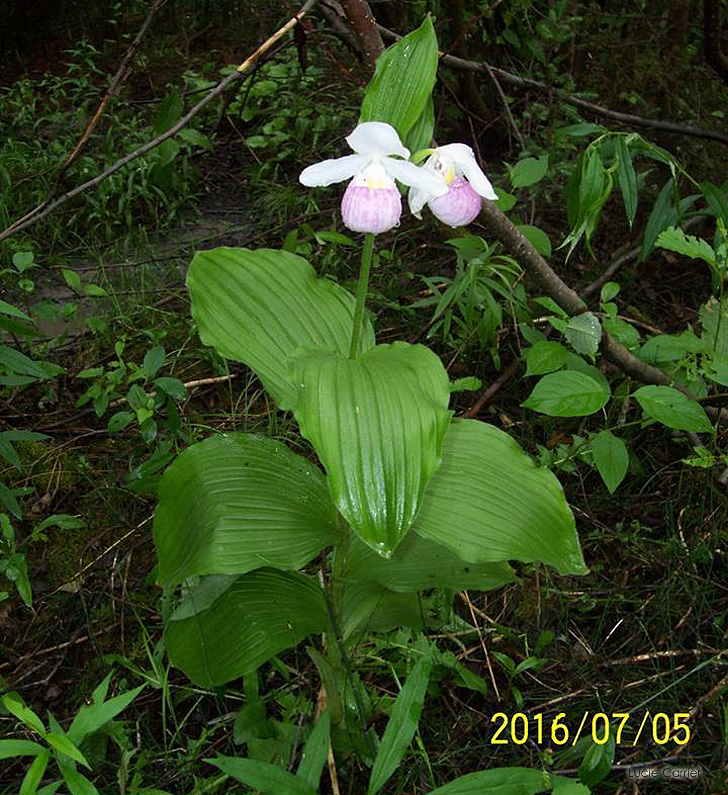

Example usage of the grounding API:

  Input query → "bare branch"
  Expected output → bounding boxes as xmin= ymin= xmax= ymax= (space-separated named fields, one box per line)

xmin=338 ymin=0 xmax=384 ymax=72
xmin=0 ymin=0 xmax=319 ymax=246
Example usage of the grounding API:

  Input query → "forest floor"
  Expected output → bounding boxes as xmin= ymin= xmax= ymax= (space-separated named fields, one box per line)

xmin=1 ymin=3 xmax=727 ymax=794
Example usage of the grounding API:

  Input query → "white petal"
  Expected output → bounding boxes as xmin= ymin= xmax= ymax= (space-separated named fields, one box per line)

xmin=438 ymin=143 xmax=497 ymax=200
xmin=346 ymin=122 xmax=409 ymax=158
xmin=299 ymin=154 xmax=370 ymax=187
xmin=407 ymin=186 xmax=428 ymax=219
xmin=382 ymin=157 xmax=448 ymax=195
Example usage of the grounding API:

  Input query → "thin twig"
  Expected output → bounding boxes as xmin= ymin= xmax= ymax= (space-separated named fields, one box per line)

xmin=381 ymin=24 xmax=728 ymax=148
xmin=59 ymin=0 xmax=170 ymax=178
xmin=0 ymin=0 xmax=319 ymax=245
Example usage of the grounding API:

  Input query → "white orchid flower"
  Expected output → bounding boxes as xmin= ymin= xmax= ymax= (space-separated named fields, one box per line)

xmin=299 ymin=121 xmax=448 ymax=234
xmin=408 ymin=143 xmax=497 ymax=228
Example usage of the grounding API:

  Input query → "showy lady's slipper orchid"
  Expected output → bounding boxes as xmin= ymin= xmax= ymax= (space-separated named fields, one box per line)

xmin=408 ymin=143 xmax=498 ymax=228
xmin=299 ymin=122 xmax=448 ymax=234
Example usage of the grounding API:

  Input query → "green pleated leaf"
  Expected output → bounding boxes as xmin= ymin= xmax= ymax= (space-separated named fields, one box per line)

xmin=291 ymin=342 xmax=452 ymax=556
xmin=187 ymin=247 xmax=375 ymax=409
xmin=339 ymin=579 xmax=430 ymax=638
xmin=208 ymin=756 xmax=319 ymax=795
xmin=616 ymin=136 xmax=638 ymax=227
xmin=412 ymin=420 xmax=587 ymax=575
xmin=165 ymin=569 xmax=328 ymax=687
xmin=359 ymin=16 xmax=438 ymax=141
xmin=154 ymin=434 xmax=339 ymax=587
xmin=342 ymin=531 xmax=515 ymax=593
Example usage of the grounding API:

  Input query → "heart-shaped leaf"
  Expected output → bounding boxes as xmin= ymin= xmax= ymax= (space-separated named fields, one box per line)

xmin=291 ymin=342 xmax=452 ymax=556
xmin=154 ymin=434 xmax=339 ymax=587
xmin=187 ymin=248 xmax=375 ymax=409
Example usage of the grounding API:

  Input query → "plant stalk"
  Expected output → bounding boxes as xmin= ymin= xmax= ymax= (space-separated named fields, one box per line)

xmin=349 ymin=232 xmax=374 ymax=358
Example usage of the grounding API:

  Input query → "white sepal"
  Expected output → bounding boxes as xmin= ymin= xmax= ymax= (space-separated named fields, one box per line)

xmin=299 ymin=153 xmax=370 ymax=187
xmin=346 ymin=121 xmax=409 ymax=158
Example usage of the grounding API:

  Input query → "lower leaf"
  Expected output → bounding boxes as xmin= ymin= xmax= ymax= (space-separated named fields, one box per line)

xmin=165 ymin=569 xmax=329 ymax=687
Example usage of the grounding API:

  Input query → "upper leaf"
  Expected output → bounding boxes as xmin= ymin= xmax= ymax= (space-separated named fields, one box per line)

xmin=290 ymin=342 xmax=452 ymax=556
xmin=187 ymin=247 xmax=375 ymax=409
xmin=154 ymin=434 xmax=339 ymax=587
xmin=412 ymin=420 xmax=588 ymax=575
xmin=359 ymin=16 xmax=439 ymax=141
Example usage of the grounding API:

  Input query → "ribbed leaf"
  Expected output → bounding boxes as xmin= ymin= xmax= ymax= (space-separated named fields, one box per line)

xmin=359 ymin=16 xmax=438 ymax=141
xmin=187 ymin=248 xmax=375 ymax=409
xmin=165 ymin=569 xmax=328 ymax=687
xmin=154 ymin=434 xmax=339 ymax=587
xmin=339 ymin=579 xmax=430 ymax=638
xmin=342 ymin=531 xmax=515 ymax=593
xmin=412 ymin=420 xmax=587 ymax=575
xmin=291 ymin=342 xmax=451 ymax=556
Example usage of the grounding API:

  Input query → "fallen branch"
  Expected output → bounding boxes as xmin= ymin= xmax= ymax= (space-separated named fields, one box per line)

xmin=0 ymin=0 xmax=319 ymax=245
xmin=477 ymin=199 xmax=728 ymax=424
xmin=377 ymin=25 xmax=728 ymax=147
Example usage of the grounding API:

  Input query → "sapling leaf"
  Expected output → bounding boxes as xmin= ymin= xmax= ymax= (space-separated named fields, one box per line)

xmin=522 ymin=371 xmax=609 ymax=417
xmin=565 ymin=312 xmax=602 ymax=358
xmin=508 ymin=155 xmax=549 ymax=188
xmin=590 ymin=430 xmax=629 ymax=494
xmin=656 ymin=227 xmax=716 ymax=267
xmin=633 ymin=385 xmax=713 ymax=432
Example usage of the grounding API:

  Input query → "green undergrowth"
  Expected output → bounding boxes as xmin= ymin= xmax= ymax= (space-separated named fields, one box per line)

xmin=1 ymin=5 xmax=727 ymax=795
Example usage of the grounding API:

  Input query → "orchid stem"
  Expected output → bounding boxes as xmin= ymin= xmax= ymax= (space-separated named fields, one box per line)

xmin=348 ymin=232 xmax=374 ymax=359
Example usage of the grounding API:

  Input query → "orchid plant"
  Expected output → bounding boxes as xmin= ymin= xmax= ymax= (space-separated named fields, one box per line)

xmin=152 ymin=16 xmax=589 ymax=795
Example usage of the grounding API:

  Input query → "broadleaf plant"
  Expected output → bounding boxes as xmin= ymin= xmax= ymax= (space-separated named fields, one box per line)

xmin=153 ymin=16 xmax=588 ymax=794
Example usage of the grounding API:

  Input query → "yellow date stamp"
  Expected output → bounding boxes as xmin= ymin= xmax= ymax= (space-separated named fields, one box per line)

xmin=489 ymin=711 xmax=691 ymax=747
